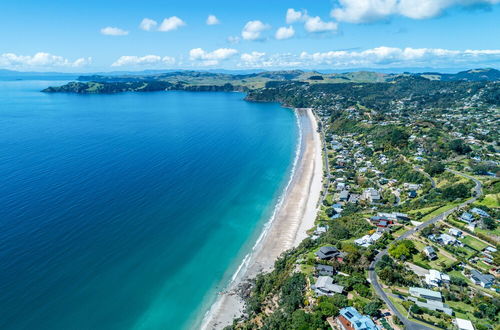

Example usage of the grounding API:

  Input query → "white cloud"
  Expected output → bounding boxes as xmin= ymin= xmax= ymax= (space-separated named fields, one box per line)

xmin=111 ymin=55 xmax=175 ymax=67
xmin=241 ymin=20 xmax=270 ymax=40
xmin=299 ymin=46 xmax=500 ymax=67
xmin=241 ymin=51 xmax=266 ymax=64
xmin=304 ymin=16 xmax=338 ymax=32
xmin=331 ymin=0 xmax=500 ymax=23
xmin=139 ymin=18 xmax=158 ymax=31
xmin=158 ymin=16 xmax=186 ymax=32
xmin=100 ymin=26 xmax=129 ymax=36
xmin=286 ymin=8 xmax=307 ymax=24
xmin=189 ymin=48 xmax=238 ymax=65
xmin=206 ymin=15 xmax=220 ymax=25
xmin=0 ymin=52 xmax=91 ymax=70
xmin=275 ymin=26 xmax=295 ymax=40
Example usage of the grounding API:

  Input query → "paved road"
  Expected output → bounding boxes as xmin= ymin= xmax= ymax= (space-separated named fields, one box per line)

xmin=368 ymin=169 xmax=482 ymax=330
xmin=414 ymin=166 xmax=436 ymax=188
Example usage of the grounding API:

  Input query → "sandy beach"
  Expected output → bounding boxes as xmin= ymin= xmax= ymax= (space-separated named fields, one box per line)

xmin=201 ymin=108 xmax=324 ymax=330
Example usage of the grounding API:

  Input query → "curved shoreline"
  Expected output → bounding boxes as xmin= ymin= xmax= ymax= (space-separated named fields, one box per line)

xmin=201 ymin=108 xmax=323 ymax=329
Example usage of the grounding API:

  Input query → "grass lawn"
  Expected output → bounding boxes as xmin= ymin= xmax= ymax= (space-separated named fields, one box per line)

xmin=421 ymin=203 xmax=460 ymax=222
xmin=460 ymin=235 xmax=489 ymax=251
xmin=408 ymin=205 xmax=439 ymax=216
xmin=477 ymin=193 xmax=500 ymax=208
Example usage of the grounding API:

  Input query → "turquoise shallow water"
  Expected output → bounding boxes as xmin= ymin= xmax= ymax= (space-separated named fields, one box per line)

xmin=0 ymin=80 xmax=297 ymax=330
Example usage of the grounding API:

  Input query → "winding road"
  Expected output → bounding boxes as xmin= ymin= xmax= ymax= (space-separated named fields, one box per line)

xmin=368 ymin=169 xmax=482 ymax=330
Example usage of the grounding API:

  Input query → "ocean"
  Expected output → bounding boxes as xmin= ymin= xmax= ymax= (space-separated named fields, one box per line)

xmin=0 ymin=80 xmax=298 ymax=329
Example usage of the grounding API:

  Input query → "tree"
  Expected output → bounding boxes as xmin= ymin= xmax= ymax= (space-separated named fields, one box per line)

xmin=388 ymin=240 xmax=417 ymax=260
xmin=364 ymin=301 xmax=382 ymax=317
xmin=424 ymin=161 xmax=445 ymax=176
xmin=449 ymin=139 xmax=472 ymax=155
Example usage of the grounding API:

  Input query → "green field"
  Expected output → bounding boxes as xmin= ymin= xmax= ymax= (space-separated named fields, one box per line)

xmin=477 ymin=193 xmax=500 ymax=208
xmin=460 ymin=235 xmax=489 ymax=251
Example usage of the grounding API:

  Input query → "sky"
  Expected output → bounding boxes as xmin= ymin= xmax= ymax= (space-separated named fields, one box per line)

xmin=0 ymin=0 xmax=499 ymax=72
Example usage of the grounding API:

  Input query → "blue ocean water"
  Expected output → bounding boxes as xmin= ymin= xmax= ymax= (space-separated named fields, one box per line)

xmin=0 ymin=80 xmax=297 ymax=330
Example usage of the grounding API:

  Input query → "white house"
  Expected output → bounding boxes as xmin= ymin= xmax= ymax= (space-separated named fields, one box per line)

xmin=425 ymin=269 xmax=451 ymax=287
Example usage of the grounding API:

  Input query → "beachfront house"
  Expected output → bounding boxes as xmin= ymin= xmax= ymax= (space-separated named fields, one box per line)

xmin=312 ymin=276 xmax=344 ymax=296
xmin=315 ymin=246 xmax=346 ymax=262
xmin=335 ymin=307 xmax=378 ymax=330
xmin=315 ymin=264 xmax=335 ymax=276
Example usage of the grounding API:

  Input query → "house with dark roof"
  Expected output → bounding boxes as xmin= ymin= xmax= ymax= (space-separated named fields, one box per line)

xmin=315 ymin=264 xmax=335 ymax=276
xmin=315 ymin=246 xmax=346 ymax=262
xmin=424 ymin=246 xmax=437 ymax=260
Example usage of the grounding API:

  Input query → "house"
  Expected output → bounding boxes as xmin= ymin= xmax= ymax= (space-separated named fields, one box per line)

xmin=425 ymin=269 xmax=451 ymax=287
xmin=437 ymin=233 xmax=458 ymax=246
xmin=336 ymin=307 xmax=378 ymax=330
xmin=410 ymin=298 xmax=454 ymax=316
xmin=454 ymin=318 xmax=475 ymax=330
xmin=409 ymin=287 xmax=443 ymax=301
xmin=408 ymin=190 xmax=418 ymax=198
xmin=470 ymin=208 xmax=490 ymax=218
xmin=469 ymin=269 xmax=495 ymax=288
xmin=312 ymin=225 xmax=329 ymax=240
xmin=312 ymin=276 xmax=344 ymax=296
xmin=460 ymin=212 xmax=475 ymax=223
xmin=448 ymin=228 xmax=463 ymax=237
xmin=484 ymin=246 xmax=497 ymax=254
xmin=348 ymin=193 xmax=361 ymax=204
xmin=424 ymin=246 xmax=438 ymax=260
xmin=362 ymin=188 xmax=381 ymax=204
xmin=370 ymin=216 xmax=394 ymax=227
xmin=315 ymin=264 xmax=335 ymax=276
xmin=315 ymin=246 xmax=346 ymax=262
xmin=354 ymin=232 xmax=383 ymax=248
xmin=404 ymin=183 xmax=421 ymax=191
xmin=339 ymin=190 xmax=350 ymax=202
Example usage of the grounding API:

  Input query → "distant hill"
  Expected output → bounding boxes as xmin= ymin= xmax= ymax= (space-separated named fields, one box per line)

xmin=418 ymin=68 xmax=500 ymax=81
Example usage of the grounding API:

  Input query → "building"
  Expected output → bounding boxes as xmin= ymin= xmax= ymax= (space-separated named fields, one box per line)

xmin=315 ymin=246 xmax=346 ymax=262
xmin=469 ymin=269 xmax=495 ymax=288
xmin=409 ymin=287 xmax=443 ymax=301
xmin=339 ymin=190 xmax=350 ymax=202
xmin=448 ymin=228 xmax=463 ymax=237
xmin=437 ymin=233 xmax=458 ymax=246
xmin=425 ymin=269 xmax=451 ymax=287
xmin=460 ymin=212 xmax=474 ymax=223
xmin=312 ymin=276 xmax=344 ymax=296
xmin=354 ymin=232 xmax=383 ymax=248
xmin=424 ymin=246 xmax=437 ymax=260
xmin=315 ymin=264 xmax=335 ymax=276
xmin=336 ymin=307 xmax=379 ymax=330
xmin=362 ymin=188 xmax=381 ymax=204
xmin=408 ymin=190 xmax=418 ymax=198
xmin=411 ymin=299 xmax=454 ymax=316
xmin=454 ymin=318 xmax=475 ymax=330
xmin=470 ymin=208 xmax=490 ymax=218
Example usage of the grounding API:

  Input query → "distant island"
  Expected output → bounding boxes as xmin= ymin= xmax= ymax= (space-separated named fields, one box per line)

xmin=42 ymin=68 xmax=500 ymax=96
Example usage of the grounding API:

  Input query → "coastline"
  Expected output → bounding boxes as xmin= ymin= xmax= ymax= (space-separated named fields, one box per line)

xmin=201 ymin=108 xmax=323 ymax=329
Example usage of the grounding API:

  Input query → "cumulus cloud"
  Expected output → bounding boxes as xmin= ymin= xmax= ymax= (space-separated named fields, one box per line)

xmin=100 ymin=26 xmax=129 ymax=36
xmin=139 ymin=18 xmax=158 ymax=31
xmin=158 ymin=16 xmax=186 ymax=32
xmin=299 ymin=46 xmax=500 ymax=67
xmin=286 ymin=8 xmax=337 ymax=33
xmin=111 ymin=55 xmax=175 ymax=67
xmin=206 ymin=15 xmax=220 ymax=25
xmin=189 ymin=48 xmax=238 ymax=65
xmin=234 ymin=47 xmax=500 ymax=69
xmin=286 ymin=8 xmax=307 ymax=24
xmin=275 ymin=26 xmax=295 ymax=40
xmin=0 ymin=52 xmax=91 ymax=70
xmin=304 ymin=16 xmax=338 ymax=32
xmin=241 ymin=20 xmax=270 ymax=40
xmin=331 ymin=0 xmax=500 ymax=23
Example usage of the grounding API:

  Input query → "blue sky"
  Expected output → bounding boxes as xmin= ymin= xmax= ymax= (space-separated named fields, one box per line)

xmin=1 ymin=0 xmax=499 ymax=71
